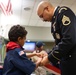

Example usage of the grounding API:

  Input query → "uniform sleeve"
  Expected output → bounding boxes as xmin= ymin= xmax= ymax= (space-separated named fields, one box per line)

xmin=48 ymin=8 xmax=76 ymax=63
xmin=11 ymin=50 xmax=36 ymax=75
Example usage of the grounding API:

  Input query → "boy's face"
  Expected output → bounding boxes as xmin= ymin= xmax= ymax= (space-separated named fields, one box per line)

xmin=17 ymin=36 xmax=26 ymax=46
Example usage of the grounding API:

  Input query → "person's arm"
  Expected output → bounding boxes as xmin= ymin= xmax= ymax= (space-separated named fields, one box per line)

xmin=11 ymin=49 xmax=42 ymax=75
xmin=35 ymin=57 xmax=42 ymax=68
xmin=26 ymin=52 xmax=42 ymax=58
xmin=40 ymin=55 xmax=50 ymax=66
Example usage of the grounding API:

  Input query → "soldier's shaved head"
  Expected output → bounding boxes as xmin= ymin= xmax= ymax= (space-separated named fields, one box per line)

xmin=36 ymin=1 xmax=55 ymax=22
xmin=37 ymin=1 xmax=53 ymax=16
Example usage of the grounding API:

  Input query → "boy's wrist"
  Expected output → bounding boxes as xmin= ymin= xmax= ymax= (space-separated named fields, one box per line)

xmin=33 ymin=53 xmax=36 ymax=56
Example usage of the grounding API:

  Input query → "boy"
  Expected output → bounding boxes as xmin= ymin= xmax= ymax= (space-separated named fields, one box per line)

xmin=3 ymin=25 xmax=42 ymax=75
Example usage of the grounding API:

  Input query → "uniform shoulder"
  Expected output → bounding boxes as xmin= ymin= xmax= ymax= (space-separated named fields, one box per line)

xmin=58 ymin=6 xmax=72 ymax=13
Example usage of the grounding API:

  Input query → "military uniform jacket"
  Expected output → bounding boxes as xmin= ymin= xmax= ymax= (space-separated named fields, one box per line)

xmin=3 ymin=47 xmax=36 ymax=75
xmin=48 ymin=6 xmax=76 ymax=75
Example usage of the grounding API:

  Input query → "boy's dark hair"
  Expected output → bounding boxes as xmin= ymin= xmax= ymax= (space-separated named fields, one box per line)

xmin=8 ymin=25 xmax=27 ymax=41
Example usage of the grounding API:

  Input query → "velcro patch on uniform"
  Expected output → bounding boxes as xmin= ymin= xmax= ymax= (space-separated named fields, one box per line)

xmin=18 ymin=51 xmax=24 ymax=56
xmin=62 ymin=15 xmax=71 ymax=26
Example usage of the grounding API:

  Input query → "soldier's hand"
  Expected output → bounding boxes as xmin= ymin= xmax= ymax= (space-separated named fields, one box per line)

xmin=40 ymin=56 xmax=49 ymax=66
xmin=35 ymin=53 xmax=43 ymax=58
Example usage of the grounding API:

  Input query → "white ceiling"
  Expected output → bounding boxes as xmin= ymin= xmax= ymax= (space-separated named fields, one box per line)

xmin=1 ymin=0 xmax=76 ymax=27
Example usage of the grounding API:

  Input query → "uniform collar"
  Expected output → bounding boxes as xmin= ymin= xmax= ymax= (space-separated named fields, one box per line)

xmin=51 ymin=6 xmax=60 ymax=22
xmin=53 ymin=7 xmax=57 ymax=15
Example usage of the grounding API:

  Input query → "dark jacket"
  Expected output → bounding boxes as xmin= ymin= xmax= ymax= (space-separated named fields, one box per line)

xmin=3 ymin=42 xmax=36 ymax=75
xmin=48 ymin=6 xmax=76 ymax=75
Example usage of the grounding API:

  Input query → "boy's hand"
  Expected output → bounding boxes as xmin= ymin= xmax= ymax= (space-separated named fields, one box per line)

xmin=40 ymin=51 xmax=48 ymax=58
xmin=35 ymin=51 xmax=48 ymax=58
xmin=35 ymin=53 xmax=43 ymax=58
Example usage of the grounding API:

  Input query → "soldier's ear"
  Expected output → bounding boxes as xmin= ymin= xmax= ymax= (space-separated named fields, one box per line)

xmin=44 ymin=6 xmax=49 ymax=12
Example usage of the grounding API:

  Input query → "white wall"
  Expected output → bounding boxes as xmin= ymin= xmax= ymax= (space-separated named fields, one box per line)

xmin=25 ymin=26 xmax=54 ymax=42
xmin=3 ymin=25 xmax=54 ymax=42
